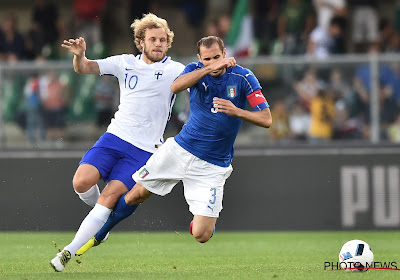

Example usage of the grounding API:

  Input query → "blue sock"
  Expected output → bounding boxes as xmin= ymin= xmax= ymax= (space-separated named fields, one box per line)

xmin=95 ymin=193 xmax=139 ymax=241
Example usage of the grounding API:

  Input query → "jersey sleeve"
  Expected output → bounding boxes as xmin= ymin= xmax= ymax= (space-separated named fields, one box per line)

xmin=95 ymin=55 xmax=122 ymax=76
xmin=178 ymin=61 xmax=202 ymax=77
xmin=173 ymin=62 xmax=186 ymax=78
xmin=178 ymin=61 xmax=204 ymax=93
xmin=242 ymin=70 xmax=269 ymax=111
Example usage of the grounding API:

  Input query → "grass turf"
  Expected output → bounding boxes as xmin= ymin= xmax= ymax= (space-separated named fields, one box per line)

xmin=0 ymin=231 xmax=399 ymax=280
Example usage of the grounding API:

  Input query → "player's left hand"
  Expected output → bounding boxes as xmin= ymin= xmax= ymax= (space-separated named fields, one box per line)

xmin=213 ymin=98 xmax=239 ymax=116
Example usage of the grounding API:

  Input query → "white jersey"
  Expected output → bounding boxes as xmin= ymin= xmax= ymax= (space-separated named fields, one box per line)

xmin=96 ymin=54 xmax=185 ymax=153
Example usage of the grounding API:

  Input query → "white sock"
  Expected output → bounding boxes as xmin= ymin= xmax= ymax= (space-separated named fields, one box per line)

xmin=75 ymin=184 xmax=100 ymax=207
xmin=64 ymin=203 xmax=112 ymax=256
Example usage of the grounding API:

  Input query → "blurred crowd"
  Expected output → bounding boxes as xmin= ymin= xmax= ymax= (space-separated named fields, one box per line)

xmin=1 ymin=0 xmax=400 ymax=147
xmin=4 ymin=0 xmax=400 ymax=61
xmin=268 ymin=48 xmax=400 ymax=144
xmin=205 ymin=0 xmax=400 ymax=58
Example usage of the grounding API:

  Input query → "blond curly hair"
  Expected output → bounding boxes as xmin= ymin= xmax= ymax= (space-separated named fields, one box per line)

xmin=130 ymin=13 xmax=174 ymax=53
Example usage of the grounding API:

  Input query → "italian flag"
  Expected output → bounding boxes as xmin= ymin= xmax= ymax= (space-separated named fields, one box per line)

xmin=226 ymin=0 xmax=254 ymax=57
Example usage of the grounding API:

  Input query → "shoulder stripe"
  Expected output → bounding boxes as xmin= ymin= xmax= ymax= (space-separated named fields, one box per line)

xmin=229 ymin=72 xmax=254 ymax=92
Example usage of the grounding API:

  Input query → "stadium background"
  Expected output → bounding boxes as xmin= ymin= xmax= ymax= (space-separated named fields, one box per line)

xmin=1 ymin=0 xmax=400 ymax=232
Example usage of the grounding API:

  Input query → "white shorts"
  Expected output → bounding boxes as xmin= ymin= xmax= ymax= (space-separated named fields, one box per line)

xmin=132 ymin=138 xmax=233 ymax=218
xmin=352 ymin=7 xmax=378 ymax=43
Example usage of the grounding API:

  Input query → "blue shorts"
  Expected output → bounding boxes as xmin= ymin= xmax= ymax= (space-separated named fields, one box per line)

xmin=80 ymin=133 xmax=153 ymax=190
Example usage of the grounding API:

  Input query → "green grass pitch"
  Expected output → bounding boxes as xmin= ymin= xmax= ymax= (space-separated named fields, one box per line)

xmin=1 ymin=231 xmax=399 ymax=280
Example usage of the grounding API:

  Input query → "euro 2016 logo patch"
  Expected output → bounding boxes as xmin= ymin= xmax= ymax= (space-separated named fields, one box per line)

xmin=154 ymin=70 xmax=163 ymax=80
xmin=227 ymin=86 xmax=237 ymax=99
xmin=139 ymin=168 xmax=149 ymax=178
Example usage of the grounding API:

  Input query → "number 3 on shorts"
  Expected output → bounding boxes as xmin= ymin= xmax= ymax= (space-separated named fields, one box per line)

xmin=209 ymin=187 xmax=216 ymax=204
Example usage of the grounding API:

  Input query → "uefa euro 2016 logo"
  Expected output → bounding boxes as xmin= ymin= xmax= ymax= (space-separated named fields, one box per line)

xmin=227 ymin=86 xmax=237 ymax=99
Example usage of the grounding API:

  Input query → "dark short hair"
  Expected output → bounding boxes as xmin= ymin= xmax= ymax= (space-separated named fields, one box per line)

xmin=330 ymin=16 xmax=346 ymax=30
xmin=197 ymin=36 xmax=224 ymax=55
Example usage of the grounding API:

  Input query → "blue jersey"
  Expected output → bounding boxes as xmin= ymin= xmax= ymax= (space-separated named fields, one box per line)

xmin=175 ymin=61 xmax=269 ymax=167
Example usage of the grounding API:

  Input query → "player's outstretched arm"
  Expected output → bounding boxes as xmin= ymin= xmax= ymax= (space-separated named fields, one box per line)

xmin=61 ymin=37 xmax=100 ymax=75
xmin=171 ymin=67 xmax=211 ymax=93
xmin=171 ymin=58 xmax=236 ymax=93
xmin=213 ymin=98 xmax=272 ymax=128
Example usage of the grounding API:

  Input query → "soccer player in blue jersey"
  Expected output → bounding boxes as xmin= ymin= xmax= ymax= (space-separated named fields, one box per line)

xmin=122 ymin=36 xmax=272 ymax=243
xmin=50 ymin=14 xmax=184 ymax=272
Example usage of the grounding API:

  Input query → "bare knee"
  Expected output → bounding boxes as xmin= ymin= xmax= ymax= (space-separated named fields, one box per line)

xmin=72 ymin=165 xmax=101 ymax=193
xmin=73 ymin=174 xmax=95 ymax=193
xmin=193 ymin=229 xmax=214 ymax=243
xmin=191 ymin=216 xmax=216 ymax=243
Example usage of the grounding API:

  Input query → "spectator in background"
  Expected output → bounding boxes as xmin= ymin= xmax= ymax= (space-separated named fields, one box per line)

xmin=40 ymin=71 xmax=68 ymax=148
xmin=253 ymin=0 xmax=280 ymax=55
xmin=390 ymin=62 xmax=400 ymax=111
xmin=379 ymin=18 xmax=400 ymax=53
xmin=277 ymin=0 xmax=315 ymax=55
xmin=353 ymin=45 xmax=397 ymax=139
xmin=205 ymin=14 xmax=233 ymax=39
xmin=326 ymin=69 xmax=360 ymax=139
xmin=307 ymin=16 xmax=345 ymax=59
xmin=269 ymin=100 xmax=290 ymax=143
xmin=182 ymin=0 xmax=206 ymax=30
xmin=24 ymin=74 xmax=46 ymax=146
xmin=309 ymin=86 xmax=336 ymax=142
xmin=314 ymin=0 xmax=348 ymax=54
xmin=396 ymin=0 xmax=400 ymax=35
xmin=94 ymin=75 xmax=117 ymax=130
xmin=293 ymin=67 xmax=322 ymax=110
xmin=73 ymin=0 xmax=107 ymax=48
xmin=387 ymin=113 xmax=400 ymax=143
xmin=329 ymin=68 xmax=358 ymax=118
xmin=29 ymin=0 xmax=62 ymax=59
xmin=314 ymin=0 xmax=347 ymax=30
xmin=217 ymin=13 xmax=231 ymax=41
xmin=0 ymin=15 xmax=25 ymax=61
xmin=350 ymin=0 xmax=379 ymax=53
xmin=205 ymin=19 xmax=220 ymax=36
xmin=289 ymin=101 xmax=310 ymax=140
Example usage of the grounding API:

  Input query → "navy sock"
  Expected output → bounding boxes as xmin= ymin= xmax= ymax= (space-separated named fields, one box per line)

xmin=95 ymin=193 xmax=139 ymax=241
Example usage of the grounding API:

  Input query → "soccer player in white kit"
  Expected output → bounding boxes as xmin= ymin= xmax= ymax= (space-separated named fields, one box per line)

xmin=50 ymin=13 xmax=184 ymax=272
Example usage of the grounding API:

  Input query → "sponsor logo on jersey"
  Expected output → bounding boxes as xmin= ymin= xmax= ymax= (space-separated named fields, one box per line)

xmin=227 ymin=86 xmax=237 ymax=99
xmin=202 ymin=82 xmax=209 ymax=91
xmin=154 ymin=70 xmax=163 ymax=80
xmin=139 ymin=168 xmax=149 ymax=178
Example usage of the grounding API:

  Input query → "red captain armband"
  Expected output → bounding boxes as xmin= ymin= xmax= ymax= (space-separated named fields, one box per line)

xmin=246 ymin=90 xmax=269 ymax=111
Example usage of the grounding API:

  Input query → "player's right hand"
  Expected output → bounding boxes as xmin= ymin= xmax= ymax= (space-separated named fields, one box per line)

xmin=210 ymin=57 xmax=236 ymax=71
xmin=61 ymin=37 xmax=87 ymax=56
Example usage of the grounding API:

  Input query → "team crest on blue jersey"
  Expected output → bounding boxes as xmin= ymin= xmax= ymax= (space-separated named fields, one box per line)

xmin=154 ymin=70 xmax=163 ymax=80
xmin=227 ymin=86 xmax=237 ymax=99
